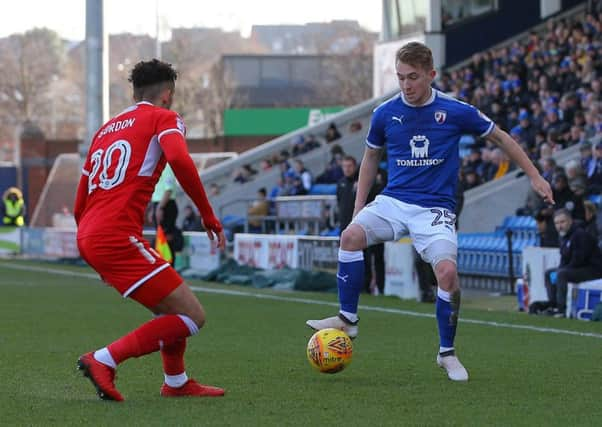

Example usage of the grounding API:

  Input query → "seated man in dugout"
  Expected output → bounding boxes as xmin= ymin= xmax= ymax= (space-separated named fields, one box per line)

xmin=544 ymin=208 xmax=602 ymax=318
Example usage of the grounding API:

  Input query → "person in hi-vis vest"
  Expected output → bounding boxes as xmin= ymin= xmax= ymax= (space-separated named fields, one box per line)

xmin=2 ymin=187 xmax=25 ymax=227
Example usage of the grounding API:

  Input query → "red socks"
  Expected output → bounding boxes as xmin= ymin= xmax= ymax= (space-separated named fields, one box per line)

xmin=161 ymin=338 xmax=187 ymax=375
xmin=107 ymin=314 xmax=193 ymax=365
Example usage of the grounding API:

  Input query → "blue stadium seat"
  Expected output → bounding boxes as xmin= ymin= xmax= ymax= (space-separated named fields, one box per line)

xmin=221 ymin=214 xmax=245 ymax=228
xmin=320 ymin=227 xmax=340 ymax=237
xmin=308 ymin=184 xmax=337 ymax=195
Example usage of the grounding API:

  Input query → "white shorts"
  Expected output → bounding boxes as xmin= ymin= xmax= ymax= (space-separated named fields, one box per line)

xmin=351 ymin=195 xmax=457 ymax=263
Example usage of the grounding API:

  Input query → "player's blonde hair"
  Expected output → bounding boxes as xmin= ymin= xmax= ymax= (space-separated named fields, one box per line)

xmin=396 ymin=42 xmax=433 ymax=71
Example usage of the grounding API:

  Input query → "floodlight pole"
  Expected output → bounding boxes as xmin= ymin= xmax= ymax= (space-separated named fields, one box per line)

xmin=83 ymin=0 xmax=109 ymax=161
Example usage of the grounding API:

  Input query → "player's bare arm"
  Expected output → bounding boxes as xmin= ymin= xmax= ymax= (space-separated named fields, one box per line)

xmin=486 ymin=125 xmax=555 ymax=205
xmin=159 ymin=132 xmax=226 ymax=250
xmin=353 ymin=146 xmax=382 ymax=218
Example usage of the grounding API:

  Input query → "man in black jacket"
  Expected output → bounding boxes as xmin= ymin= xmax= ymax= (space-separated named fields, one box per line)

xmin=336 ymin=156 xmax=359 ymax=231
xmin=364 ymin=168 xmax=387 ymax=295
xmin=546 ymin=208 xmax=602 ymax=317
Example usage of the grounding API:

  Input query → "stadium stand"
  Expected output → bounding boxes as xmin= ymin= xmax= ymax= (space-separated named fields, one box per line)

xmin=200 ymin=5 xmax=602 ymax=241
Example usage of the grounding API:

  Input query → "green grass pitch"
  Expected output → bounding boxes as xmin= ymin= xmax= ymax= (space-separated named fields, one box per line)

xmin=1 ymin=260 xmax=601 ymax=426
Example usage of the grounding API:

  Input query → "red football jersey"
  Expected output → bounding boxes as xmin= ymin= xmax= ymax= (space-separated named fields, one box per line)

xmin=77 ymin=101 xmax=186 ymax=238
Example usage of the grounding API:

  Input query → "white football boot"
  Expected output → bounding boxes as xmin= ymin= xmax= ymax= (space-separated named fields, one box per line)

xmin=436 ymin=351 xmax=469 ymax=381
xmin=306 ymin=314 xmax=358 ymax=339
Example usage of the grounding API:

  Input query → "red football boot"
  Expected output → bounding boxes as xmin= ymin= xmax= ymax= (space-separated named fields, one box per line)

xmin=77 ymin=352 xmax=124 ymax=402
xmin=160 ymin=379 xmax=225 ymax=397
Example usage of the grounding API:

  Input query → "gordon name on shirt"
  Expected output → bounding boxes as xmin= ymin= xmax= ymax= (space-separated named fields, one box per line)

xmin=98 ymin=118 xmax=136 ymax=138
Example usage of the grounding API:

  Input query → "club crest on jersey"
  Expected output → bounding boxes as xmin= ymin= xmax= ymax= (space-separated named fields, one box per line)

xmin=434 ymin=110 xmax=447 ymax=124
xmin=396 ymin=134 xmax=444 ymax=167
xmin=409 ymin=135 xmax=430 ymax=158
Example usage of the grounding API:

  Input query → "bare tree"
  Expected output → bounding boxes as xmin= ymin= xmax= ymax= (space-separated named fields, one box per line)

xmin=200 ymin=60 xmax=243 ymax=138
xmin=162 ymin=36 xmax=204 ymax=124
xmin=324 ymin=53 xmax=373 ymax=106
xmin=0 ymin=28 xmax=66 ymax=137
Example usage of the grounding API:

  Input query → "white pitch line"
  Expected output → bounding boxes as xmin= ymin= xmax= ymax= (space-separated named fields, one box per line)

xmin=3 ymin=262 xmax=602 ymax=340
xmin=190 ymin=286 xmax=602 ymax=340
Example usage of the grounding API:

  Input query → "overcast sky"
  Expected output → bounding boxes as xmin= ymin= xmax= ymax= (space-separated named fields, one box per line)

xmin=1 ymin=0 xmax=382 ymax=40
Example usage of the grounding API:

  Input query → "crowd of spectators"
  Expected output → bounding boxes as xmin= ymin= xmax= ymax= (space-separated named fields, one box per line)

xmin=231 ymin=122 xmax=342 ymax=187
xmin=440 ymin=10 xmax=602 ymax=206
xmin=223 ymin=6 xmax=602 ymax=252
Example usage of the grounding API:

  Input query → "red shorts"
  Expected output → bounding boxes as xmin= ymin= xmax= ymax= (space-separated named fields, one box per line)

xmin=77 ymin=233 xmax=183 ymax=307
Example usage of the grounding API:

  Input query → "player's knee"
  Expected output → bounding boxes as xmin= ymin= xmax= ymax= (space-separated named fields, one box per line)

xmin=340 ymin=226 xmax=365 ymax=251
xmin=189 ymin=305 xmax=206 ymax=330
xmin=434 ymin=261 xmax=457 ymax=290
xmin=178 ymin=304 xmax=206 ymax=331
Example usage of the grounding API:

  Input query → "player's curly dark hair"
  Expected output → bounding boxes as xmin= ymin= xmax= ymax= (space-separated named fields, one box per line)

xmin=128 ymin=59 xmax=178 ymax=101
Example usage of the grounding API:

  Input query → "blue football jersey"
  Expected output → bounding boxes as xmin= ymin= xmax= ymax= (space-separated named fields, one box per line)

xmin=366 ymin=89 xmax=494 ymax=211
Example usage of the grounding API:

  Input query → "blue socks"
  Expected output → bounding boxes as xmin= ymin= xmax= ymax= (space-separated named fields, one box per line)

xmin=436 ymin=288 xmax=461 ymax=352
xmin=337 ymin=249 xmax=364 ymax=322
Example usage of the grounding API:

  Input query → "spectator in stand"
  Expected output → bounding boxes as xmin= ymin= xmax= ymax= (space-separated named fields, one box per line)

xmin=290 ymin=177 xmax=307 ymax=196
xmin=544 ymin=108 xmax=569 ymax=138
xmin=535 ymin=209 xmax=559 ymax=248
xmin=587 ymin=142 xmax=602 ymax=194
xmin=559 ymin=92 xmax=581 ymax=125
xmin=303 ymin=134 xmax=321 ymax=153
xmin=292 ymin=159 xmax=313 ymax=194
xmin=583 ymin=200 xmax=599 ymax=240
xmin=349 ymin=121 xmax=363 ymax=133
xmin=461 ymin=167 xmax=481 ymax=191
xmin=540 ymin=157 xmax=557 ymax=183
xmin=529 ymin=101 xmax=546 ymax=129
xmin=491 ymin=148 xmax=513 ymax=180
xmin=283 ymin=170 xmax=299 ymax=195
xmin=512 ymin=111 xmax=537 ymax=149
xmin=479 ymin=147 xmax=495 ymax=182
xmin=545 ymin=129 xmax=565 ymax=153
xmin=247 ymin=188 xmax=269 ymax=233
xmin=568 ymin=177 xmax=587 ymax=221
xmin=291 ymin=135 xmax=306 ymax=157
xmin=486 ymin=102 xmax=506 ymax=129
xmin=579 ymin=142 xmax=593 ymax=173
xmin=565 ymin=159 xmax=587 ymax=186
xmin=259 ymin=159 xmax=273 ymax=171
xmin=544 ymin=208 xmax=602 ymax=317
xmin=583 ymin=110 xmax=598 ymax=138
xmin=278 ymin=150 xmax=292 ymax=173
xmin=316 ymin=144 xmax=345 ymax=184
xmin=464 ymin=146 xmax=484 ymax=177
xmin=291 ymin=134 xmax=321 ymax=156
xmin=269 ymin=177 xmax=288 ymax=200
xmin=182 ymin=205 xmax=202 ymax=232
xmin=566 ymin=125 xmax=586 ymax=146
xmin=232 ymin=165 xmax=255 ymax=184
xmin=552 ymin=174 xmax=575 ymax=216
xmin=325 ymin=122 xmax=341 ymax=142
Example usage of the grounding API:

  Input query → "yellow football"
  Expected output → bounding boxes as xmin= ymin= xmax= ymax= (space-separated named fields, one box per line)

xmin=306 ymin=328 xmax=353 ymax=374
